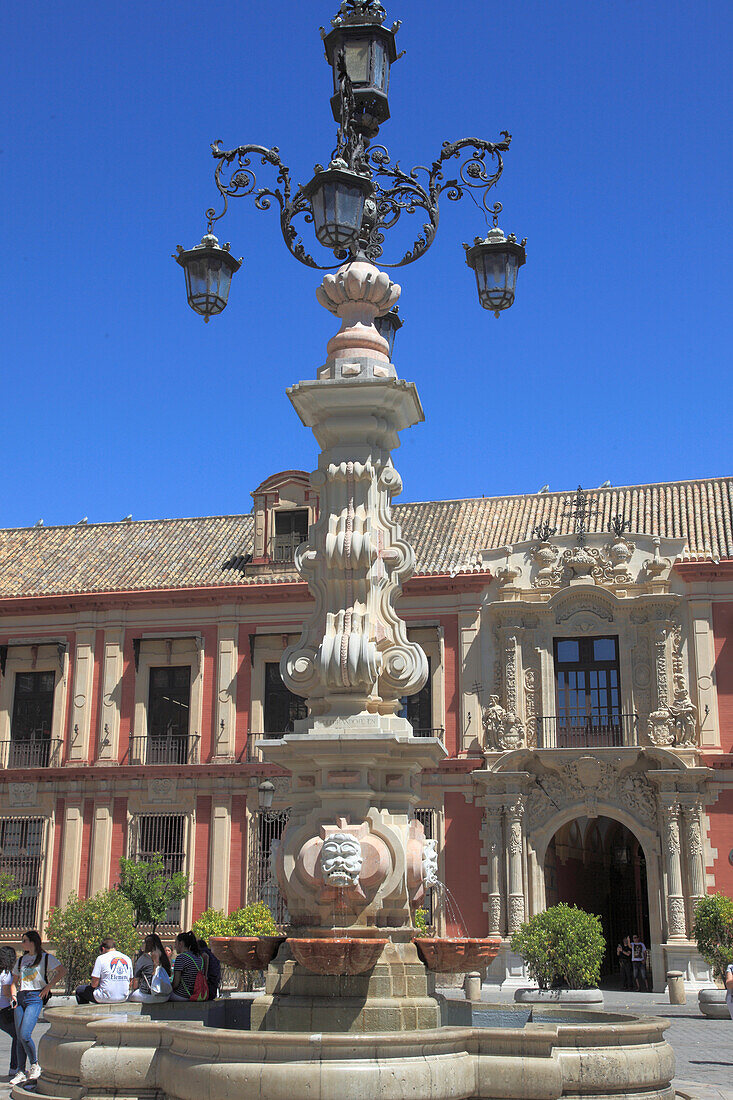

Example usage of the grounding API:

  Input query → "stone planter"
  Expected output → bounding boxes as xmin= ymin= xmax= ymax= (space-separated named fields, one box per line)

xmin=288 ymin=937 xmax=388 ymax=975
xmin=515 ymin=987 xmax=604 ymax=1006
xmin=698 ymin=988 xmax=730 ymax=1018
xmin=209 ymin=936 xmax=286 ymax=971
xmin=414 ymin=937 xmax=502 ymax=973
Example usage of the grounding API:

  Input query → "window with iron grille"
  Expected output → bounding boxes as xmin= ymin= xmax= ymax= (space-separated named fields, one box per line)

xmin=247 ymin=809 xmax=289 ymax=925
xmin=9 ymin=672 xmax=55 ymax=767
xmin=414 ymin=807 xmax=437 ymax=926
xmin=399 ymin=657 xmax=432 ymax=734
xmin=129 ymin=814 xmax=186 ymax=925
xmin=0 ymin=818 xmax=45 ymax=933
xmin=264 ymin=663 xmax=308 ymax=734
xmin=147 ymin=666 xmax=191 ymax=764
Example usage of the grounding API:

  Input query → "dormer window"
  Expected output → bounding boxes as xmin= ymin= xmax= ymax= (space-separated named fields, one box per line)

xmin=249 ymin=470 xmax=318 ymax=570
xmin=273 ymin=509 xmax=309 ymax=563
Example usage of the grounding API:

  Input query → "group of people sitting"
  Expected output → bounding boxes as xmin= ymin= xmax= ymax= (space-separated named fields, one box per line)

xmin=75 ymin=931 xmax=220 ymax=1005
xmin=0 ymin=929 xmax=220 ymax=1087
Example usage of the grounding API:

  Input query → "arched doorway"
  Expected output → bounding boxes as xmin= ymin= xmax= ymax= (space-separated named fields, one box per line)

xmin=544 ymin=815 xmax=651 ymax=985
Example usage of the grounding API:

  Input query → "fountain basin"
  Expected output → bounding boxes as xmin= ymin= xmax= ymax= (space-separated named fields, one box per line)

xmin=414 ymin=937 xmax=501 ymax=973
xmin=288 ymin=937 xmax=388 ymax=974
xmin=33 ymin=1002 xmax=676 ymax=1100
xmin=210 ymin=936 xmax=286 ymax=970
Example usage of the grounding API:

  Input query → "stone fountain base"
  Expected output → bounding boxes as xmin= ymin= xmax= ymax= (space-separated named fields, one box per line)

xmin=251 ymin=938 xmax=440 ymax=1032
xmin=31 ymin=1001 xmax=675 ymax=1100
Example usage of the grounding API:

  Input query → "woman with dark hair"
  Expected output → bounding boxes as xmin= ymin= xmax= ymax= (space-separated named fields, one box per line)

xmin=170 ymin=932 xmax=208 ymax=1002
xmin=0 ymin=946 xmax=20 ymax=1080
xmin=9 ymin=930 xmax=66 ymax=1085
xmin=130 ymin=934 xmax=172 ymax=1003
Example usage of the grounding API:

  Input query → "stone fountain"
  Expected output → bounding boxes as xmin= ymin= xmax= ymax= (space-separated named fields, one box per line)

xmin=31 ymin=263 xmax=676 ymax=1100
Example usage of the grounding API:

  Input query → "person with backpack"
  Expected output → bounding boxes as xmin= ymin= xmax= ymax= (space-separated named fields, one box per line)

xmin=170 ymin=932 xmax=209 ymax=1002
xmin=9 ymin=930 xmax=66 ymax=1086
xmin=197 ymin=939 xmax=221 ymax=1000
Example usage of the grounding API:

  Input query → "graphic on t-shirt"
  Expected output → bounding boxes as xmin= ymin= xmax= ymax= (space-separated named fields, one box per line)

xmin=109 ymin=957 xmax=131 ymax=978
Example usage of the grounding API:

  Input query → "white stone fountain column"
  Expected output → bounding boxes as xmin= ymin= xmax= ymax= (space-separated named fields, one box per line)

xmin=253 ymin=261 xmax=446 ymax=1033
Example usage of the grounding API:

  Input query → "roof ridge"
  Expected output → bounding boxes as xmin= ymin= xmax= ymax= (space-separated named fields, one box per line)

xmin=397 ymin=475 xmax=733 ymax=508
xmin=0 ymin=513 xmax=255 ymax=534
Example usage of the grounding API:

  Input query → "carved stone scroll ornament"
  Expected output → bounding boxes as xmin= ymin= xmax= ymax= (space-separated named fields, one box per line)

xmin=525 ymin=759 xmax=656 ymax=831
xmin=281 ymin=261 xmax=428 ymax=720
xmin=422 ymin=837 xmax=439 ymax=888
xmin=495 ymin=545 xmax=521 ymax=588
xmin=482 ymin=694 xmax=524 ymax=751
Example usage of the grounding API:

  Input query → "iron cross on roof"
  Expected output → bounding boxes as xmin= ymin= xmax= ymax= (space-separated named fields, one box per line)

xmin=563 ymin=485 xmax=600 ymax=545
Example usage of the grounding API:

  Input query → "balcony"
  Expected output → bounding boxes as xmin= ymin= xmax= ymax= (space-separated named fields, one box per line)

xmin=536 ymin=714 xmax=638 ymax=750
xmin=272 ymin=534 xmax=306 ymax=563
xmin=128 ymin=733 xmax=200 ymax=765
xmin=412 ymin=727 xmax=445 ymax=740
xmin=0 ymin=736 xmax=63 ymax=769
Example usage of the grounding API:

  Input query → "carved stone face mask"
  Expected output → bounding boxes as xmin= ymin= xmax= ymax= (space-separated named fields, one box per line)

xmin=320 ymin=832 xmax=364 ymax=888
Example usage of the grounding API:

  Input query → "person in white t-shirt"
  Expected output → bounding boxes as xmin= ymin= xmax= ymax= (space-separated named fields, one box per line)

xmin=75 ymin=938 xmax=132 ymax=1005
xmin=725 ymin=962 xmax=733 ymax=1021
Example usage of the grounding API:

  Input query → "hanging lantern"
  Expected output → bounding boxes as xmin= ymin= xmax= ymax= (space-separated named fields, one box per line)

xmin=464 ymin=225 xmax=526 ymax=318
xmin=322 ymin=2 xmax=400 ymax=138
xmin=374 ymin=306 xmax=403 ymax=357
xmin=174 ymin=234 xmax=242 ymax=322
xmin=303 ymin=164 xmax=374 ymax=251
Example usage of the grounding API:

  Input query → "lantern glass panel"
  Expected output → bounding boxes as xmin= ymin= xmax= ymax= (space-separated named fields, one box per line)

xmin=372 ymin=38 xmax=389 ymax=93
xmin=475 ymin=249 xmax=518 ymax=311
xmin=310 ymin=177 xmax=368 ymax=249
xmin=185 ymin=254 xmax=233 ymax=319
xmin=344 ymin=38 xmax=371 ymax=83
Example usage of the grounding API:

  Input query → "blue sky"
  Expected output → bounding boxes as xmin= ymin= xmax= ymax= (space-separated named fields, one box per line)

xmin=3 ymin=0 xmax=731 ymax=528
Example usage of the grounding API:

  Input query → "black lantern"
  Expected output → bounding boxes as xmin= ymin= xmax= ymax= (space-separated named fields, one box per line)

xmin=174 ymin=234 xmax=242 ymax=322
xmin=258 ymin=780 xmax=275 ymax=810
xmin=303 ymin=163 xmax=374 ymax=250
xmin=374 ymin=306 xmax=403 ymax=357
xmin=464 ymin=225 xmax=526 ymax=318
xmin=322 ymin=2 xmax=400 ymax=137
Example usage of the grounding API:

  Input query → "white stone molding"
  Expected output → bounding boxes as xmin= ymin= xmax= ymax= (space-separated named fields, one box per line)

xmin=214 ymin=624 xmax=238 ymax=759
xmin=688 ymin=601 xmax=720 ymax=749
xmin=208 ymin=795 xmax=232 ymax=912
xmin=69 ymin=628 xmax=96 ymax=763
xmin=58 ymin=800 xmax=84 ymax=907
xmin=97 ymin=628 xmax=124 ymax=763
xmin=88 ymin=802 xmax=113 ymax=895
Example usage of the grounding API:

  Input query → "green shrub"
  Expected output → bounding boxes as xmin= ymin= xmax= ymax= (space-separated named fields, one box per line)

xmin=46 ymin=890 xmax=140 ymax=994
xmin=413 ymin=908 xmax=432 ymax=937
xmin=511 ymin=904 xmax=605 ymax=990
xmin=117 ymin=855 xmax=189 ymax=933
xmin=0 ymin=871 xmax=21 ymax=905
xmin=693 ymin=893 xmax=733 ymax=983
xmin=192 ymin=901 xmax=278 ymax=941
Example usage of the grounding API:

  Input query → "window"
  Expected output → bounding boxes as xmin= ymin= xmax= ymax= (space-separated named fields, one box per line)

xmin=273 ymin=510 xmax=309 ymax=563
xmin=129 ymin=814 xmax=186 ymax=925
xmin=0 ymin=818 xmax=45 ymax=932
xmin=552 ymin=635 xmax=622 ymax=747
xmin=264 ymin=662 xmax=308 ymax=734
xmin=399 ymin=657 xmax=434 ymax=735
xmin=8 ymin=672 xmax=56 ymax=767
xmin=147 ymin=666 xmax=191 ymax=763
xmin=247 ymin=809 xmax=289 ymax=924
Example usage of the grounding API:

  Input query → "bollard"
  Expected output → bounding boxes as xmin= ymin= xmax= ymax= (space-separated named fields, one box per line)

xmin=666 ymin=970 xmax=686 ymax=1005
xmin=464 ymin=972 xmax=482 ymax=1002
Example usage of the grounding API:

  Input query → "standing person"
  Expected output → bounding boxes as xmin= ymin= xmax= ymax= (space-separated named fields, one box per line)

xmin=75 ymin=938 xmax=132 ymax=1005
xmin=9 ymin=930 xmax=66 ymax=1086
xmin=630 ymin=933 xmax=648 ymax=991
xmin=129 ymin=935 xmax=172 ymax=1003
xmin=616 ymin=935 xmax=633 ymax=991
xmin=0 ymin=947 xmax=20 ymax=1081
xmin=170 ymin=932 xmax=208 ymax=1002
xmin=197 ymin=939 xmax=221 ymax=1001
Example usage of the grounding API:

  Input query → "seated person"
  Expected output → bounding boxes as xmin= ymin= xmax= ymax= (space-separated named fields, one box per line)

xmin=129 ymin=934 xmax=172 ymax=1003
xmin=75 ymin=938 xmax=133 ymax=1004
xmin=197 ymin=939 xmax=221 ymax=1001
xmin=170 ymin=932 xmax=208 ymax=1001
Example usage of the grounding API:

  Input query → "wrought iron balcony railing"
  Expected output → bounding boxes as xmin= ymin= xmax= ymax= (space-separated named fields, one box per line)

xmin=535 ymin=714 xmax=639 ymax=750
xmin=272 ymin=535 xmax=306 ymax=563
xmin=128 ymin=733 xmax=200 ymax=765
xmin=0 ymin=736 xmax=63 ymax=769
xmin=411 ymin=727 xmax=446 ymax=740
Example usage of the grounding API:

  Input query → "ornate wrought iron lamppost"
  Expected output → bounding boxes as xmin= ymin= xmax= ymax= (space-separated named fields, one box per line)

xmin=175 ymin=0 xmax=526 ymax=328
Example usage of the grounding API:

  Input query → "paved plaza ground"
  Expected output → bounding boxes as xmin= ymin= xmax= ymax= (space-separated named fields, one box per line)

xmin=0 ymin=987 xmax=730 ymax=1100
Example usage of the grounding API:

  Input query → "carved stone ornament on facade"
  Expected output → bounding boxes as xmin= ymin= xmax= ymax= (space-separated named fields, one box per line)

xmin=8 ymin=782 xmax=38 ymax=808
xmin=482 ymin=694 xmax=524 ymax=751
xmin=525 ymin=758 xmax=657 ymax=831
xmin=495 ymin=545 xmax=521 ymax=588
xmin=531 ymin=539 xmax=559 ymax=586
